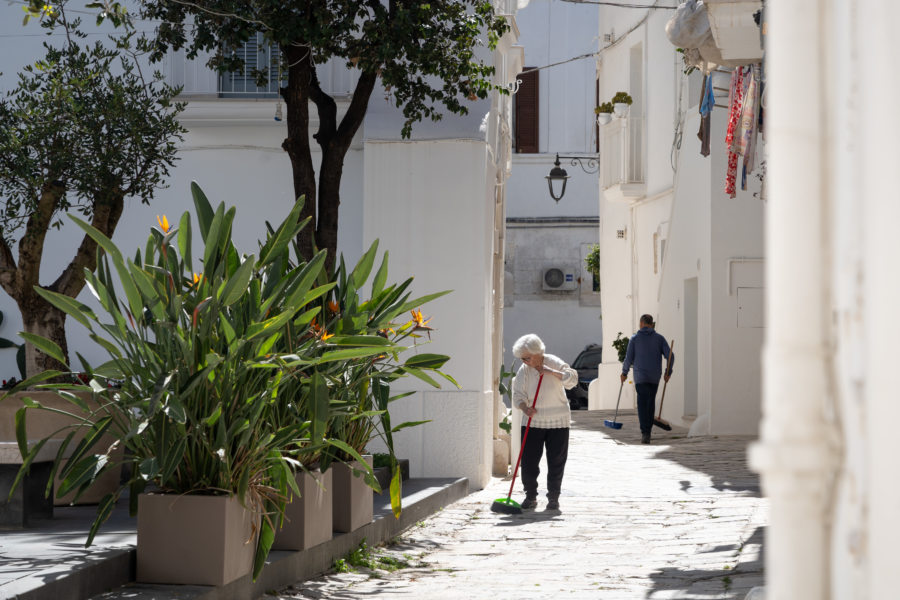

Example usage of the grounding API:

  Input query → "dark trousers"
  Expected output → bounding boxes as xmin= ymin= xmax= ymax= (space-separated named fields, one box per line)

xmin=520 ymin=426 xmax=569 ymax=500
xmin=635 ymin=382 xmax=659 ymax=434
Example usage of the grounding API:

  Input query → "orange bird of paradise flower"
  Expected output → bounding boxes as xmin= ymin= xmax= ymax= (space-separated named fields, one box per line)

xmin=410 ymin=308 xmax=433 ymax=330
xmin=156 ymin=215 xmax=170 ymax=233
xmin=327 ymin=300 xmax=339 ymax=314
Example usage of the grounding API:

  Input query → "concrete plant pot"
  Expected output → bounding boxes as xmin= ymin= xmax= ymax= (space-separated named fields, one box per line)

xmin=272 ymin=467 xmax=332 ymax=551
xmin=136 ymin=493 xmax=257 ymax=586
xmin=331 ymin=455 xmax=373 ymax=533
xmin=613 ymin=102 xmax=630 ymax=118
xmin=597 ymin=112 xmax=613 ymax=125
xmin=0 ymin=390 xmax=123 ymax=506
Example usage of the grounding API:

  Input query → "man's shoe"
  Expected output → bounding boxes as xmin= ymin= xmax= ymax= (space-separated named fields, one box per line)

xmin=520 ymin=497 xmax=537 ymax=510
xmin=641 ymin=433 xmax=651 ymax=444
xmin=546 ymin=499 xmax=560 ymax=511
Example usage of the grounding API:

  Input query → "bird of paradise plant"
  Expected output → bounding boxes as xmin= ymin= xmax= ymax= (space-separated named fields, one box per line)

xmin=5 ymin=184 xmax=383 ymax=579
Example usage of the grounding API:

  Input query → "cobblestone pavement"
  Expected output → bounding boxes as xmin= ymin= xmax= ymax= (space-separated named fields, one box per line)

xmin=274 ymin=410 xmax=766 ymax=600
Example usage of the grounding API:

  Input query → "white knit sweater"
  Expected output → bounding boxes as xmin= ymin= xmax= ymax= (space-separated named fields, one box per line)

xmin=512 ymin=353 xmax=577 ymax=429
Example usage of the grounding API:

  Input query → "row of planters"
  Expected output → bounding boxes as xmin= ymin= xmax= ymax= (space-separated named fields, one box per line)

xmin=594 ymin=91 xmax=633 ymax=125
xmin=2 ymin=183 xmax=455 ymax=585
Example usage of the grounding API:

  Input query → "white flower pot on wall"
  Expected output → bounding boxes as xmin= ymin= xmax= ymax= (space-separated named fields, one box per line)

xmin=597 ymin=113 xmax=613 ymax=125
xmin=613 ymin=103 xmax=630 ymax=118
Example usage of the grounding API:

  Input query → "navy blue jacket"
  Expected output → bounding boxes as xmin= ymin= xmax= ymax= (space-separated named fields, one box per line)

xmin=621 ymin=327 xmax=674 ymax=384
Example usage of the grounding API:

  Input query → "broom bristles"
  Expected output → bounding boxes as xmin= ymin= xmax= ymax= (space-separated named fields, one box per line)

xmin=653 ymin=417 xmax=672 ymax=431
xmin=490 ymin=498 xmax=522 ymax=515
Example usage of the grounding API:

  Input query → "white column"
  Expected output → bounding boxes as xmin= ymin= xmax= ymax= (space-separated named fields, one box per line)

xmin=748 ymin=1 xmax=841 ymax=599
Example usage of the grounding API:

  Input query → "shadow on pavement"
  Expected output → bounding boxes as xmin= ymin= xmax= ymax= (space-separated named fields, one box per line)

xmin=647 ymin=526 xmax=765 ymax=599
xmin=574 ymin=409 xmax=761 ymax=497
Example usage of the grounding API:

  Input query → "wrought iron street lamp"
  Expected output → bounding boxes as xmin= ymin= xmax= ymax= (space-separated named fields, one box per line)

xmin=545 ymin=153 xmax=599 ymax=202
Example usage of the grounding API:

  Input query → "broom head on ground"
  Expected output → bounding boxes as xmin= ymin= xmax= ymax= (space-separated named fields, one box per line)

xmin=490 ymin=497 xmax=522 ymax=515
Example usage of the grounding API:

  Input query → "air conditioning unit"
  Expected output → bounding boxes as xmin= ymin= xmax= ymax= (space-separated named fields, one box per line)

xmin=542 ymin=267 xmax=578 ymax=291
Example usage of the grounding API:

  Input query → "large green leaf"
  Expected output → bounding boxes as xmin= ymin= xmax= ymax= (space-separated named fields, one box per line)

xmin=217 ymin=256 xmax=255 ymax=306
xmin=18 ymin=332 xmax=67 ymax=367
xmin=349 ymin=240 xmax=379 ymax=290
xmin=191 ymin=181 xmax=215 ymax=242
xmin=257 ymin=197 xmax=307 ymax=267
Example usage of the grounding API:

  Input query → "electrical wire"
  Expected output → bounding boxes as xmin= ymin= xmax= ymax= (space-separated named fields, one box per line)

xmin=559 ymin=0 xmax=675 ymax=8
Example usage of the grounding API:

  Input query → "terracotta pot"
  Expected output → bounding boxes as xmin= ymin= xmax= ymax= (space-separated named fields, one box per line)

xmin=331 ymin=455 xmax=373 ymax=533
xmin=272 ymin=467 xmax=332 ymax=551
xmin=0 ymin=390 xmax=123 ymax=505
xmin=136 ymin=493 xmax=257 ymax=586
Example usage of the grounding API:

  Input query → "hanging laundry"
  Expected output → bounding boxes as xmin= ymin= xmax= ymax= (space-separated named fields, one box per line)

xmin=698 ymin=73 xmax=715 ymax=157
xmin=741 ymin=65 xmax=762 ymax=190
xmin=724 ymin=67 xmax=745 ymax=198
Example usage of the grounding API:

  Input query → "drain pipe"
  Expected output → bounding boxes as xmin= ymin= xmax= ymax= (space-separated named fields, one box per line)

xmin=748 ymin=0 xmax=841 ymax=599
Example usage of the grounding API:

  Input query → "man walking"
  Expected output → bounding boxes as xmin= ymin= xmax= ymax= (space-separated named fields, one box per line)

xmin=620 ymin=315 xmax=674 ymax=444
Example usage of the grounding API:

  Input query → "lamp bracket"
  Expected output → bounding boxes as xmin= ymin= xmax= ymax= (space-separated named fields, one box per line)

xmin=556 ymin=154 xmax=599 ymax=175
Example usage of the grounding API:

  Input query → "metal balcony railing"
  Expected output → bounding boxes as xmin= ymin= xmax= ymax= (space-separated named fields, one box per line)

xmin=160 ymin=36 xmax=360 ymax=99
xmin=600 ymin=116 xmax=645 ymax=190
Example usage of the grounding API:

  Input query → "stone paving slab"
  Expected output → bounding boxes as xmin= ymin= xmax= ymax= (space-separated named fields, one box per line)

xmin=275 ymin=409 xmax=767 ymax=600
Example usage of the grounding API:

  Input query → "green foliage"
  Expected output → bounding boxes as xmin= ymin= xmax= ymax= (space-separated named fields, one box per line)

xmin=584 ymin=244 xmax=600 ymax=279
xmin=594 ymin=102 xmax=614 ymax=114
xmin=6 ymin=183 xmax=453 ymax=577
xmin=612 ymin=332 xmax=630 ymax=363
xmin=1 ymin=2 xmax=185 ymax=373
xmin=0 ymin=8 xmax=184 ymax=246
xmin=332 ymin=538 xmax=412 ymax=574
xmin=136 ymin=1 xmax=510 ymax=138
xmin=611 ymin=91 xmax=633 ymax=105
xmin=498 ymin=363 xmax=514 ymax=434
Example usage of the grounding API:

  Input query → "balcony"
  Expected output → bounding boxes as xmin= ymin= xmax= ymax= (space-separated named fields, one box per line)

xmin=159 ymin=35 xmax=358 ymax=99
xmin=599 ymin=117 xmax=645 ymax=198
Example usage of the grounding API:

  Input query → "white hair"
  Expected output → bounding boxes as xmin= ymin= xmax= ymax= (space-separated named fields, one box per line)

xmin=512 ymin=334 xmax=545 ymax=358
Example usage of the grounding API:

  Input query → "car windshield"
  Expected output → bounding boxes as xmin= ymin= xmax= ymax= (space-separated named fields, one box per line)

xmin=573 ymin=348 xmax=602 ymax=370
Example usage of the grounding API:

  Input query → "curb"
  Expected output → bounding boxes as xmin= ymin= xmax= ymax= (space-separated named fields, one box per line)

xmin=5 ymin=478 xmax=467 ymax=600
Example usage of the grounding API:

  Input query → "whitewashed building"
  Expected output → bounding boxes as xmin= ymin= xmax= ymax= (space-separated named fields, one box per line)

xmin=501 ymin=0 xmax=602 ymax=375
xmin=589 ymin=0 xmax=765 ymax=441
xmin=748 ymin=0 xmax=900 ymax=598
xmin=0 ymin=1 xmax=527 ymax=490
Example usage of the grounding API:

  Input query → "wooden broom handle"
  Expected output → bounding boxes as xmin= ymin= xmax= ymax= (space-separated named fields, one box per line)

xmin=657 ymin=340 xmax=675 ymax=419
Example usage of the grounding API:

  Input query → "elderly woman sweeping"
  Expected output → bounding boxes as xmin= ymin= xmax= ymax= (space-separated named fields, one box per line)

xmin=511 ymin=333 xmax=578 ymax=511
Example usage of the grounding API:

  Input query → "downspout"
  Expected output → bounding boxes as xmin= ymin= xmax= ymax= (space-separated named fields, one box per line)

xmin=748 ymin=1 xmax=842 ymax=598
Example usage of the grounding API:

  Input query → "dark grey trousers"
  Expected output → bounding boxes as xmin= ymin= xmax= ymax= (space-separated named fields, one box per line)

xmin=520 ymin=426 xmax=569 ymax=500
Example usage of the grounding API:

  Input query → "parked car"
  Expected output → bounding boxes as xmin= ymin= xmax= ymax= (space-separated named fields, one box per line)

xmin=566 ymin=344 xmax=603 ymax=410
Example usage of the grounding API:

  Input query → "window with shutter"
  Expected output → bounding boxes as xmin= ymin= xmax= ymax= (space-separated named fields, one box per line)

xmin=219 ymin=33 xmax=284 ymax=98
xmin=514 ymin=68 xmax=539 ymax=154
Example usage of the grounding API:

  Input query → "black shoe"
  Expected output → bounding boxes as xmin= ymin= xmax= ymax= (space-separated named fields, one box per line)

xmin=520 ymin=497 xmax=537 ymax=510
xmin=546 ymin=499 xmax=560 ymax=510
xmin=641 ymin=433 xmax=651 ymax=444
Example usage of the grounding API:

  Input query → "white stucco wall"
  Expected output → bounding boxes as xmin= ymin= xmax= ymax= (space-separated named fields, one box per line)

xmin=361 ymin=140 xmax=495 ymax=489
xmin=592 ymin=5 xmax=764 ymax=437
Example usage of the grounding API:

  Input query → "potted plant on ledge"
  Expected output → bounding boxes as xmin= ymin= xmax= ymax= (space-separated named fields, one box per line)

xmin=595 ymin=102 xmax=614 ymax=125
xmin=611 ymin=91 xmax=633 ymax=118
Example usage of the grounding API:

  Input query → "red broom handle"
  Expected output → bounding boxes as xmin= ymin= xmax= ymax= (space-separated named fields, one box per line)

xmin=506 ymin=373 xmax=544 ymax=499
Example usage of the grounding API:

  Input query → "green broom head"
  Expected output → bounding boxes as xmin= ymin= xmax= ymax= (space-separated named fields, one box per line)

xmin=490 ymin=497 xmax=522 ymax=515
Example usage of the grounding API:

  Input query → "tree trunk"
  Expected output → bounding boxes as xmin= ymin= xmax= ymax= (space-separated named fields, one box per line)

xmin=281 ymin=44 xmax=318 ymax=262
xmin=19 ymin=294 xmax=69 ymax=377
xmin=317 ymin=146 xmax=345 ymax=275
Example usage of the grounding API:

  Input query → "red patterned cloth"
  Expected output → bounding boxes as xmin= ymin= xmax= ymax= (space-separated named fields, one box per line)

xmin=724 ymin=68 xmax=746 ymax=198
